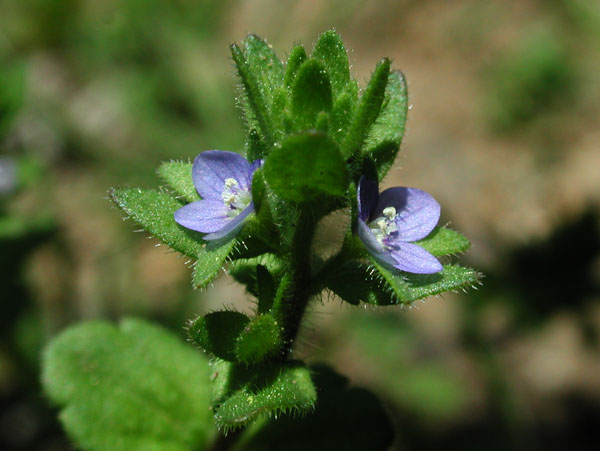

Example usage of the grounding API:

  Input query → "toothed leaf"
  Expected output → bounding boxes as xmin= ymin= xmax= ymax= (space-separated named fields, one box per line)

xmin=211 ymin=360 xmax=316 ymax=431
xmin=41 ymin=319 xmax=214 ymax=451
xmin=156 ymin=161 xmax=199 ymax=203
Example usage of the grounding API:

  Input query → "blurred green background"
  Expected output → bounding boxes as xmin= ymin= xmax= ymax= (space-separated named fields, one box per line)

xmin=1 ymin=1 xmax=599 ymax=449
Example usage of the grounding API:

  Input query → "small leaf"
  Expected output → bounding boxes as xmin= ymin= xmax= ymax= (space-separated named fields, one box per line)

xmin=235 ymin=364 xmax=394 ymax=451
xmin=326 ymin=260 xmax=389 ymax=306
xmin=284 ymin=44 xmax=307 ymax=88
xmin=342 ymin=58 xmax=391 ymax=159
xmin=263 ymin=132 xmax=348 ymax=203
xmin=211 ymin=360 xmax=316 ymax=431
xmin=312 ymin=30 xmax=351 ymax=99
xmin=192 ymin=238 xmax=237 ymax=288
xmin=188 ymin=311 xmax=250 ymax=361
xmin=235 ymin=314 xmax=282 ymax=364
xmin=330 ymin=86 xmax=357 ymax=145
xmin=110 ymin=188 xmax=202 ymax=257
xmin=0 ymin=61 xmax=25 ymax=135
xmin=256 ymin=265 xmax=276 ymax=313
xmin=371 ymin=260 xmax=481 ymax=305
xmin=243 ymin=34 xmax=285 ymax=108
xmin=416 ymin=227 xmax=471 ymax=257
xmin=42 ymin=319 xmax=214 ymax=451
xmin=364 ymin=70 xmax=408 ymax=180
xmin=247 ymin=128 xmax=268 ymax=162
xmin=231 ymin=43 xmax=274 ymax=148
xmin=229 ymin=254 xmax=285 ymax=297
xmin=156 ymin=161 xmax=199 ymax=203
xmin=291 ymin=59 xmax=333 ymax=130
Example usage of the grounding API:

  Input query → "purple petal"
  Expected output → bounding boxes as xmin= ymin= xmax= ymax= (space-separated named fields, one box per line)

xmin=389 ymin=242 xmax=443 ymax=274
xmin=192 ymin=151 xmax=252 ymax=200
xmin=357 ymin=177 xmax=379 ymax=222
xmin=357 ymin=219 xmax=397 ymax=267
xmin=203 ymin=203 xmax=254 ymax=241
xmin=174 ymin=199 xmax=231 ymax=233
xmin=249 ymin=159 xmax=264 ymax=173
xmin=374 ymin=187 xmax=440 ymax=242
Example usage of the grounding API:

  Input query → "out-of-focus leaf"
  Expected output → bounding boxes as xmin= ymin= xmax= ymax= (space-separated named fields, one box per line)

xmin=42 ymin=319 xmax=215 ymax=451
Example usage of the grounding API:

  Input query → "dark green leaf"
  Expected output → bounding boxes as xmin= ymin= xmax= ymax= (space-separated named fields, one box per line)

xmin=235 ymin=364 xmax=394 ymax=451
xmin=188 ymin=311 xmax=250 ymax=361
xmin=416 ymin=227 xmax=471 ymax=257
xmin=284 ymin=45 xmax=307 ymax=89
xmin=246 ymin=128 xmax=268 ymax=163
xmin=235 ymin=314 xmax=282 ymax=364
xmin=42 ymin=319 xmax=214 ymax=451
xmin=243 ymin=34 xmax=285 ymax=107
xmin=342 ymin=58 xmax=390 ymax=159
xmin=364 ymin=70 xmax=408 ymax=180
xmin=312 ymin=30 xmax=351 ymax=99
xmin=263 ymin=132 xmax=348 ymax=203
xmin=329 ymin=86 xmax=357 ymax=145
xmin=156 ymin=161 xmax=199 ymax=203
xmin=211 ymin=360 xmax=316 ymax=431
xmin=291 ymin=59 xmax=333 ymax=130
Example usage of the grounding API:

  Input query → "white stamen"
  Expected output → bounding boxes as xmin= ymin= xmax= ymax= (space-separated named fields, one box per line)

xmin=383 ymin=206 xmax=396 ymax=220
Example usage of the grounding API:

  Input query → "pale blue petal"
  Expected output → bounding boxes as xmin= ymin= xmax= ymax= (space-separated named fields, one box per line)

xmin=174 ymin=199 xmax=230 ymax=233
xmin=389 ymin=242 xmax=443 ymax=274
xmin=192 ymin=151 xmax=252 ymax=200
xmin=203 ymin=203 xmax=254 ymax=241
xmin=357 ymin=219 xmax=397 ymax=267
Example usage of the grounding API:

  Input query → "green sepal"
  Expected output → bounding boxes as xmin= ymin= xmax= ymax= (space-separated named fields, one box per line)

xmin=291 ymin=59 xmax=333 ymax=131
xmin=416 ymin=227 xmax=471 ymax=257
xmin=284 ymin=44 xmax=307 ymax=89
xmin=370 ymin=260 xmax=481 ymax=305
xmin=231 ymin=43 xmax=275 ymax=148
xmin=235 ymin=364 xmax=394 ymax=451
xmin=342 ymin=58 xmax=391 ymax=160
xmin=311 ymin=29 xmax=351 ymax=99
xmin=256 ymin=264 xmax=276 ymax=313
xmin=364 ymin=70 xmax=408 ymax=180
xmin=156 ymin=161 xmax=199 ymax=203
xmin=211 ymin=359 xmax=316 ymax=431
xmin=188 ymin=311 xmax=250 ymax=361
xmin=41 ymin=319 xmax=214 ymax=451
xmin=263 ymin=132 xmax=349 ymax=203
xmin=234 ymin=314 xmax=282 ymax=364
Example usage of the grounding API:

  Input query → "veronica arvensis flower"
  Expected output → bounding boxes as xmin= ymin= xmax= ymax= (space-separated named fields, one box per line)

xmin=357 ymin=177 xmax=443 ymax=274
xmin=174 ymin=151 xmax=262 ymax=241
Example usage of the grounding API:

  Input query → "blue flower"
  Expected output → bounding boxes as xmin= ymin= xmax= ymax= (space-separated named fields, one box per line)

xmin=174 ymin=151 xmax=262 ymax=241
xmin=357 ymin=177 xmax=443 ymax=274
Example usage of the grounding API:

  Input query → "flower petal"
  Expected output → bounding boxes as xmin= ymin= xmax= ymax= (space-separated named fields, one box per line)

xmin=357 ymin=177 xmax=379 ymax=222
xmin=357 ymin=219 xmax=397 ymax=267
xmin=192 ymin=151 xmax=252 ymax=200
xmin=203 ymin=203 xmax=254 ymax=241
xmin=375 ymin=187 xmax=440 ymax=242
xmin=389 ymin=242 xmax=443 ymax=274
xmin=174 ymin=199 xmax=231 ymax=233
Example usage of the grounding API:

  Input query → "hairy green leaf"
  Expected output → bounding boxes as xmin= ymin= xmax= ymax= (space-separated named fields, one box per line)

xmin=235 ymin=364 xmax=394 ymax=451
xmin=243 ymin=34 xmax=285 ymax=108
xmin=263 ymin=132 xmax=348 ymax=203
xmin=211 ymin=360 xmax=316 ymax=431
xmin=188 ymin=311 xmax=250 ymax=361
xmin=364 ymin=70 xmax=408 ymax=180
xmin=42 ymin=319 xmax=214 ymax=451
xmin=312 ymin=30 xmax=351 ymax=99
xmin=192 ymin=238 xmax=237 ymax=288
xmin=284 ymin=45 xmax=307 ymax=89
xmin=156 ymin=161 xmax=199 ymax=203
xmin=342 ymin=58 xmax=390 ymax=159
xmin=291 ymin=59 xmax=333 ymax=130
xmin=235 ymin=314 xmax=282 ymax=364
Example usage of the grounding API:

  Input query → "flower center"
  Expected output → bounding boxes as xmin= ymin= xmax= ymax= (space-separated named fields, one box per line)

xmin=221 ymin=178 xmax=251 ymax=217
xmin=368 ymin=206 xmax=398 ymax=246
